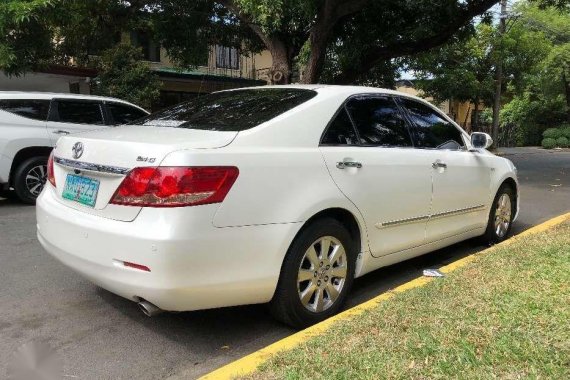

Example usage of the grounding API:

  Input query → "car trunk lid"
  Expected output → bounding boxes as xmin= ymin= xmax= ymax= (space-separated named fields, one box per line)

xmin=50 ymin=125 xmax=237 ymax=221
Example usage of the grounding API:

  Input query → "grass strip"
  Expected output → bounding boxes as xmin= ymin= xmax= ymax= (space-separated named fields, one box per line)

xmin=243 ymin=222 xmax=570 ymax=379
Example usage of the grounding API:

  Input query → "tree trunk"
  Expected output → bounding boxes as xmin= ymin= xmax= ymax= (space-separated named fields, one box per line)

xmin=268 ymin=38 xmax=292 ymax=84
xmin=301 ymin=30 xmax=328 ymax=84
xmin=491 ymin=0 xmax=507 ymax=148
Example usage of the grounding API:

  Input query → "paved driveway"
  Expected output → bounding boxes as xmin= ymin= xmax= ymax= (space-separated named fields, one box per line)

xmin=1 ymin=148 xmax=568 ymax=379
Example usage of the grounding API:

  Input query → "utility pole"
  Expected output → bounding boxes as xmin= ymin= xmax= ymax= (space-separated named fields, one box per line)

xmin=491 ymin=0 xmax=507 ymax=147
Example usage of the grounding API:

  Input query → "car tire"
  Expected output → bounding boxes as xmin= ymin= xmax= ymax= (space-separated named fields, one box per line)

xmin=13 ymin=156 xmax=49 ymax=204
xmin=482 ymin=185 xmax=515 ymax=245
xmin=269 ymin=218 xmax=356 ymax=328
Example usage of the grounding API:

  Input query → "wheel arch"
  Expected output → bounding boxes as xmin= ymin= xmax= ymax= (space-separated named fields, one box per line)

xmin=9 ymin=146 xmax=52 ymax=186
xmin=294 ymin=207 xmax=363 ymax=259
xmin=499 ymin=176 xmax=518 ymax=215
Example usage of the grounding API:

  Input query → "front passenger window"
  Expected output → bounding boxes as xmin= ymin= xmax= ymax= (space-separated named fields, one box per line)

xmin=400 ymin=99 xmax=464 ymax=150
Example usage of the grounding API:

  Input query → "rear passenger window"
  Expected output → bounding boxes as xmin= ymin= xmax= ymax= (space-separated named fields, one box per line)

xmin=400 ymin=99 xmax=464 ymax=150
xmin=346 ymin=97 xmax=412 ymax=147
xmin=0 ymin=99 xmax=50 ymax=121
xmin=108 ymin=103 xmax=147 ymax=125
xmin=321 ymin=108 xmax=358 ymax=145
xmin=56 ymin=100 xmax=104 ymax=124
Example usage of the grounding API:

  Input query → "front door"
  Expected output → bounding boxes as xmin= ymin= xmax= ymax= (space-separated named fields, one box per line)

xmin=320 ymin=96 xmax=433 ymax=257
xmin=397 ymin=97 xmax=491 ymax=241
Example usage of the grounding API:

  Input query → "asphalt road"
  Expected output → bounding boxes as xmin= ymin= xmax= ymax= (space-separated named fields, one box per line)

xmin=1 ymin=148 xmax=569 ymax=379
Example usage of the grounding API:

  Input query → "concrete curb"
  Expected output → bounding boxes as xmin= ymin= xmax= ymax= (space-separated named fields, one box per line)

xmin=198 ymin=212 xmax=570 ymax=380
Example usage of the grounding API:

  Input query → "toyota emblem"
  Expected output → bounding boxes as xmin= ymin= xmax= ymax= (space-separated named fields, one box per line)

xmin=72 ymin=142 xmax=84 ymax=159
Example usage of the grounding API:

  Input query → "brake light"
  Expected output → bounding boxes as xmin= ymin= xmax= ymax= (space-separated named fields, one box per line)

xmin=110 ymin=166 xmax=239 ymax=207
xmin=47 ymin=152 xmax=56 ymax=187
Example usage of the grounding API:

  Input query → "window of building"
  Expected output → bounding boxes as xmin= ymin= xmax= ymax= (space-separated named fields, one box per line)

xmin=131 ymin=31 xmax=161 ymax=63
xmin=0 ymin=99 xmax=50 ymax=121
xmin=215 ymin=45 xmax=240 ymax=70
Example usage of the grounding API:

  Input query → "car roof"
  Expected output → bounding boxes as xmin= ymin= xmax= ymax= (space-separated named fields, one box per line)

xmin=221 ymin=84 xmax=433 ymax=105
xmin=0 ymin=91 xmax=147 ymax=111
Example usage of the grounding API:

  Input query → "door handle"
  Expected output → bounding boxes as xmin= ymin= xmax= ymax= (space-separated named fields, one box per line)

xmin=53 ymin=130 xmax=70 ymax=135
xmin=337 ymin=161 xmax=362 ymax=169
xmin=432 ymin=161 xmax=447 ymax=169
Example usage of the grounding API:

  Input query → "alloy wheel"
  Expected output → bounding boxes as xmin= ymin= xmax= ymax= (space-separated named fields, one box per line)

xmin=25 ymin=164 xmax=47 ymax=197
xmin=494 ymin=193 xmax=512 ymax=238
xmin=297 ymin=236 xmax=348 ymax=313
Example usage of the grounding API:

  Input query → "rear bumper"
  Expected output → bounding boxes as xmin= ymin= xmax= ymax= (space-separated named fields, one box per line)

xmin=36 ymin=185 xmax=301 ymax=311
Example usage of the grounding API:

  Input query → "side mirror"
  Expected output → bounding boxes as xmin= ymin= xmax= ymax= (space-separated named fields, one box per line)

xmin=471 ymin=132 xmax=493 ymax=149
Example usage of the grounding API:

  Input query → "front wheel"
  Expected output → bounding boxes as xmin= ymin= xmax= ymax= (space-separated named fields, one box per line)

xmin=13 ymin=156 xmax=48 ymax=204
xmin=270 ymin=218 xmax=356 ymax=328
xmin=482 ymin=185 xmax=515 ymax=245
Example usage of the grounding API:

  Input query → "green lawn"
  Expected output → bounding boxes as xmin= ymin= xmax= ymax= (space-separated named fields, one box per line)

xmin=244 ymin=222 xmax=570 ymax=379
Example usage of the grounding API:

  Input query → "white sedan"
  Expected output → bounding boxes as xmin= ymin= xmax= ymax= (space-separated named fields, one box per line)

xmin=37 ymin=85 xmax=518 ymax=327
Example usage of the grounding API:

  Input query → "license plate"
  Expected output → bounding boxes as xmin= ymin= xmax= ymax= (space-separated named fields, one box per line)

xmin=62 ymin=174 xmax=100 ymax=207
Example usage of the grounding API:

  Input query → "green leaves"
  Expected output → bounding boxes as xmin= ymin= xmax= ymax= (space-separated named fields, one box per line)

xmin=93 ymin=44 xmax=161 ymax=110
xmin=0 ymin=0 xmax=57 ymax=75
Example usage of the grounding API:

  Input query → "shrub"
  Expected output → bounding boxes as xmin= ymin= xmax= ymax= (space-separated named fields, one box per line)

xmin=542 ymin=138 xmax=557 ymax=149
xmin=556 ymin=136 xmax=569 ymax=148
xmin=543 ymin=128 xmax=562 ymax=139
xmin=560 ymin=125 xmax=570 ymax=139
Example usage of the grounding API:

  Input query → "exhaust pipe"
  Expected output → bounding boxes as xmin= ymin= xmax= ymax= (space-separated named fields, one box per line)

xmin=137 ymin=300 xmax=163 ymax=317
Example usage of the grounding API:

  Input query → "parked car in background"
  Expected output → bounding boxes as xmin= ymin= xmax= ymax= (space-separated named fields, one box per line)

xmin=0 ymin=92 xmax=148 ymax=203
xmin=36 ymin=85 xmax=519 ymax=327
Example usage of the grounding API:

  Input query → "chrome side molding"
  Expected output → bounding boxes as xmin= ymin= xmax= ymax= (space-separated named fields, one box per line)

xmin=376 ymin=204 xmax=486 ymax=229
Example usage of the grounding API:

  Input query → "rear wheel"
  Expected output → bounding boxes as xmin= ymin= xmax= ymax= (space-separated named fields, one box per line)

xmin=270 ymin=218 xmax=356 ymax=328
xmin=13 ymin=156 xmax=48 ymax=204
xmin=482 ymin=185 xmax=515 ymax=245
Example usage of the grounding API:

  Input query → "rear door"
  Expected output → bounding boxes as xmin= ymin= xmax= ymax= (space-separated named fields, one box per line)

xmin=397 ymin=97 xmax=491 ymax=241
xmin=0 ymin=98 xmax=51 ymax=144
xmin=320 ymin=95 xmax=433 ymax=257
xmin=46 ymin=99 xmax=107 ymax=143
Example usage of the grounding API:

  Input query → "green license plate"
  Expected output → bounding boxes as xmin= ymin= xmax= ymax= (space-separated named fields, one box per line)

xmin=62 ymin=174 xmax=100 ymax=207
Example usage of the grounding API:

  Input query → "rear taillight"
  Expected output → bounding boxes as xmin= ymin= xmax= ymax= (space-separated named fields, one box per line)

xmin=47 ymin=152 xmax=56 ymax=187
xmin=110 ymin=166 xmax=239 ymax=207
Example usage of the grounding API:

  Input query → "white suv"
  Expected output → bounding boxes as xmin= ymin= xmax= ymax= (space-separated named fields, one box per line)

xmin=0 ymin=92 xmax=148 ymax=203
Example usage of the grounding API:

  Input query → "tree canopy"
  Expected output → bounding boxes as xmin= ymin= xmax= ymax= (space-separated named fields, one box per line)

xmin=1 ymin=0 xmax=501 ymax=84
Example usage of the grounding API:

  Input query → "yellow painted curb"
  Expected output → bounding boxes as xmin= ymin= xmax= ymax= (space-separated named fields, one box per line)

xmin=200 ymin=212 xmax=570 ymax=380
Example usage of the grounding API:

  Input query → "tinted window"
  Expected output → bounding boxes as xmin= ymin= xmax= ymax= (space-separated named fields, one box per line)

xmin=56 ymin=101 xmax=104 ymax=124
xmin=321 ymin=108 xmax=358 ymax=145
xmin=0 ymin=99 xmax=50 ymax=121
xmin=136 ymin=89 xmax=317 ymax=131
xmin=108 ymin=103 xmax=147 ymax=125
xmin=401 ymin=99 xmax=464 ymax=150
xmin=345 ymin=97 xmax=412 ymax=147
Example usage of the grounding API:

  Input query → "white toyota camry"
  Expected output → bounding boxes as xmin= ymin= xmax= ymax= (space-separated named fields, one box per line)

xmin=37 ymin=85 xmax=518 ymax=327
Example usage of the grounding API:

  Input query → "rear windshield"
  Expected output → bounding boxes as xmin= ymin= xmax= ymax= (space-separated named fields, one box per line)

xmin=136 ymin=88 xmax=317 ymax=131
